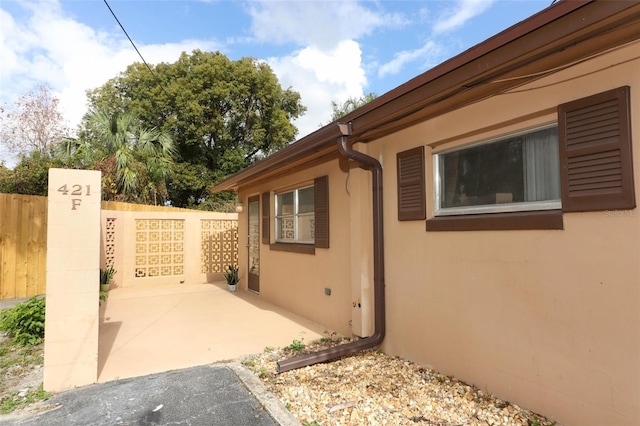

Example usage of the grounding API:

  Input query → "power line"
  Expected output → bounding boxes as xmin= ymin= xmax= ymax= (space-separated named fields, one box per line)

xmin=102 ymin=0 xmax=172 ymax=100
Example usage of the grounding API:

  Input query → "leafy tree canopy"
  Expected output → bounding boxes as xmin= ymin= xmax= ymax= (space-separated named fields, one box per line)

xmin=58 ymin=108 xmax=176 ymax=205
xmin=330 ymin=92 xmax=378 ymax=122
xmin=0 ymin=152 xmax=65 ymax=195
xmin=86 ymin=50 xmax=307 ymax=208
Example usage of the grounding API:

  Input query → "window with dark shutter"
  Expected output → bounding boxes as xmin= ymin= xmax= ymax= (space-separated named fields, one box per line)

xmin=314 ymin=176 xmax=329 ymax=248
xmin=558 ymin=86 xmax=635 ymax=212
xmin=261 ymin=192 xmax=270 ymax=244
xmin=397 ymin=146 xmax=426 ymax=221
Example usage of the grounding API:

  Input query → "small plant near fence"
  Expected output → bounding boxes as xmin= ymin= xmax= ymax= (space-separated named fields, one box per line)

xmin=0 ymin=297 xmax=46 ymax=346
xmin=100 ymin=265 xmax=117 ymax=287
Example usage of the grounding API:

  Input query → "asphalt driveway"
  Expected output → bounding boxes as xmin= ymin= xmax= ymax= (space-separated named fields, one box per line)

xmin=3 ymin=363 xmax=299 ymax=426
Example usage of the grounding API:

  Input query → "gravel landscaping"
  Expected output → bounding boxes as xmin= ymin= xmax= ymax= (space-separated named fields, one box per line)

xmin=242 ymin=336 xmax=559 ymax=426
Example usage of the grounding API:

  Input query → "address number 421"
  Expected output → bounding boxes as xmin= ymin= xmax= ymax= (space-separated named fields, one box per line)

xmin=57 ymin=184 xmax=91 ymax=196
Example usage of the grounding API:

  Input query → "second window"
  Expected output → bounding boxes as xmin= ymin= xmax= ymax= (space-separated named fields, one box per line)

xmin=275 ymin=185 xmax=315 ymax=243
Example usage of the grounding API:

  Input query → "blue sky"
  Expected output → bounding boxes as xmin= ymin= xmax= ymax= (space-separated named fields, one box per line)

xmin=0 ymin=0 xmax=552 ymax=164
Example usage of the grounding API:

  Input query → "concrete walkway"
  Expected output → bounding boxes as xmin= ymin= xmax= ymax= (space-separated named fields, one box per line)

xmin=98 ymin=282 xmax=327 ymax=383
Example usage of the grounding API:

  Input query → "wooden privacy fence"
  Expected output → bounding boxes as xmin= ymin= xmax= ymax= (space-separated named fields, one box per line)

xmin=0 ymin=193 xmax=48 ymax=300
xmin=0 ymin=194 xmax=238 ymax=300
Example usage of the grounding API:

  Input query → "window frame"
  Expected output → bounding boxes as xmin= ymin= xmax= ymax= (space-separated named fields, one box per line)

xmin=433 ymin=123 xmax=561 ymax=217
xmin=274 ymin=184 xmax=315 ymax=244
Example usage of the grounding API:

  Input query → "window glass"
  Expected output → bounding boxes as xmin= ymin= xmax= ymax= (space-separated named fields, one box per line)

xmin=277 ymin=192 xmax=294 ymax=216
xmin=275 ymin=185 xmax=314 ymax=243
xmin=276 ymin=217 xmax=295 ymax=240
xmin=437 ymin=126 xmax=560 ymax=215
xmin=298 ymin=187 xmax=314 ymax=214
xmin=297 ymin=214 xmax=315 ymax=241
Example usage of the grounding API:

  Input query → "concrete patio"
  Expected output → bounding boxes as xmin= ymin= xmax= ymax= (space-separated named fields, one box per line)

xmin=98 ymin=282 xmax=328 ymax=383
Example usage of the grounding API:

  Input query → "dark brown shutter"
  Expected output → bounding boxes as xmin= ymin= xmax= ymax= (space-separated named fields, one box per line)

xmin=558 ymin=86 xmax=635 ymax=212
xmin=314 ymin=176 xmax=329 ymax=248
xmin=261 ymin=192 xmax=270 ymax=244
xmin=397 ymin=146 xmax=426 ymax=221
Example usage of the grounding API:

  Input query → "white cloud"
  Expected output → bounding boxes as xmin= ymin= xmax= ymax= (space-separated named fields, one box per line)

xmin=378 ymin=40 xmax=442 ymax=78
xmin=268 ymin=40 xmax=367 ymax=136
xmin=247 ymin=0 xmax=407 ymax=49
xmin=247 ymin=1 xmax=396 ymax=136
xmin=0 ymin=0 xmax=220 ymax=135
xmin=433 ymin=0 xmax=494 ymax=34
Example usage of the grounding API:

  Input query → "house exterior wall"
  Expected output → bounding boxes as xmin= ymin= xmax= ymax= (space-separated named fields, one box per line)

xmin=232 ymin=40 xmax=639 ymax=424
xmin=236 ymin=159 xmax=371 ymax=338
xmin=369 ymin=41 xmax=640 ymax=425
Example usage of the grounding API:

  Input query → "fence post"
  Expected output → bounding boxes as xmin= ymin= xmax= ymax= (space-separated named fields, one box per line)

xmin=43 ymin=169 xmax=101 ymax=392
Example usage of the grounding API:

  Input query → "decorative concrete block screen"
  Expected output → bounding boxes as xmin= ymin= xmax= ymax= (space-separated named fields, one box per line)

xmin=134 ymin=219 xmax=185 ymax=278
xmin=201 ymin=219 xmax=239 ymax=274
xmin=104 ymin=218 xmax=116 ymax=267
xmin=101 ymin=209 xmax=237 ymax=287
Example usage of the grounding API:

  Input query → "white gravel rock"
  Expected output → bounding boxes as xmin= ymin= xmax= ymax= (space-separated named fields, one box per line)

xmin=242 ymin=336 xmax=560 ymax=426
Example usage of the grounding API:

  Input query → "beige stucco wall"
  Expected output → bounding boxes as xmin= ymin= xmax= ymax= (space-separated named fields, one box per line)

xmin=369 ymin=41 xmax=640 ymax=425
xmin=236 ymin=159 xmax=372 ymax=338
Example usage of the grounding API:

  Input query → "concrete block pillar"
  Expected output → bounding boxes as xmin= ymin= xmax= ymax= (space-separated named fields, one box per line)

xmin=44 ymin=169 xmax=101 ymax=392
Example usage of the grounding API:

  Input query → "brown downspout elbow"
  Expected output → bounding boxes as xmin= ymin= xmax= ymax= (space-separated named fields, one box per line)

xmin=276 ymin=122 xmax=385 ymax=373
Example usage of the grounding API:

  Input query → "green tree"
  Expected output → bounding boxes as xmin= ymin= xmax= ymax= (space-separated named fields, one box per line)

xmin=86 ymin=50 xmax=306 ymax=208
xmin=60 ymin=108 xmax=175 ymax=204
xmin=0 ymin=152 xmax=64 ymax=196
xmin=330 ymin=92 xmax=378 ymax=122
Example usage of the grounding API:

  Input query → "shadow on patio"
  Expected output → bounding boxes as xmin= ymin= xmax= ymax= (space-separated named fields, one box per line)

xmin=98 ymin=282 xmax=328 ymax=383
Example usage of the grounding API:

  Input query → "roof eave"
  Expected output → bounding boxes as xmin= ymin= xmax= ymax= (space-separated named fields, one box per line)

xmin=213 ymin=0 xmax=640 ymax=192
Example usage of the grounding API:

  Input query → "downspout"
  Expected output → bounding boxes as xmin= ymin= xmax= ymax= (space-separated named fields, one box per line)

xmin=277 ymin=122 xmax=385 ymax=373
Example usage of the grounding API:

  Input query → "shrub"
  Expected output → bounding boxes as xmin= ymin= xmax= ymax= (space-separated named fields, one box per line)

xmin=0 ymin=297 xmax=45 ymax=346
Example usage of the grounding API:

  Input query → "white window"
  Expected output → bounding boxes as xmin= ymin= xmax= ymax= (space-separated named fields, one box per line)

xmin=275 ymin=185 xmax=315 ymax=243
xmin=434 ymin=125 xmax=560 ymax=216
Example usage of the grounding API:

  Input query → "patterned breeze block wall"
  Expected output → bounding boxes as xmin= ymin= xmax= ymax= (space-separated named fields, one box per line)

xmin=105 ymin=218 xmax=116 ymax=267
xmin=135 ymin=219 xmax=185 ymax=278
xmin=201 ymin=219 xmax=239 ymax=274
